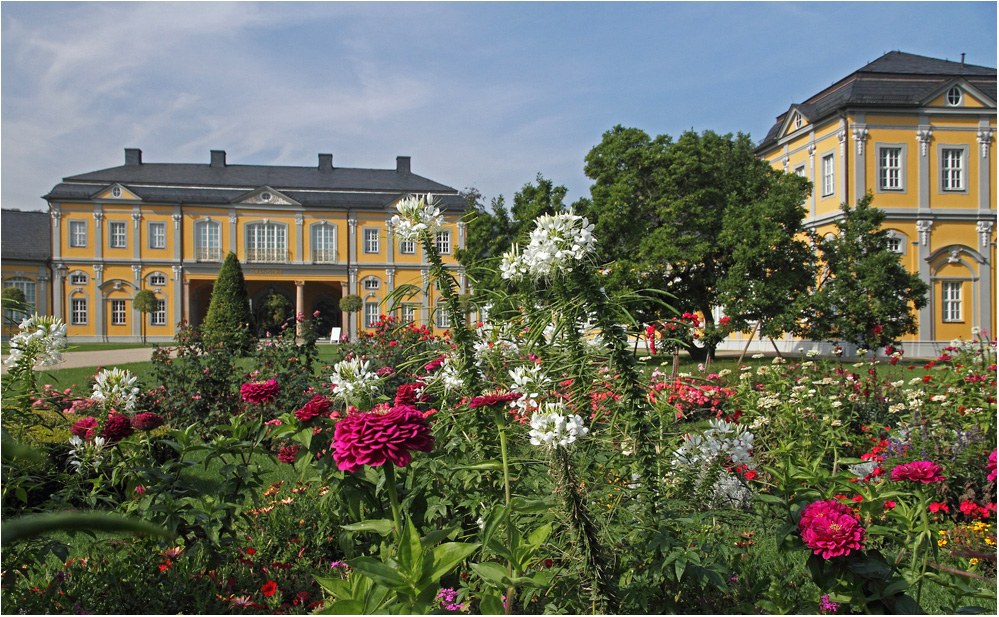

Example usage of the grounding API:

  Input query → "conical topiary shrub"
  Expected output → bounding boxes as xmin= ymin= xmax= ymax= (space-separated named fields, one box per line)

xmin=202 ymin=252 xmax=256 ymax=353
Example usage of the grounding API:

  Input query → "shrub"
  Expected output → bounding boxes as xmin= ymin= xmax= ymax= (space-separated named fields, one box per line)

xmin=339 ymin=294 xmax=362 ymax=314
xmin=201 ymin=252 xmax=255 ymax=353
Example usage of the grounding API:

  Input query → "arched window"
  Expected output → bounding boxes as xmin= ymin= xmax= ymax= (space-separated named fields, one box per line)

xmin=246 ymin=222 xmax=287 ymax=263
xmin=311 ymin=222 xmax=337 ymax=263
xmin=195 ymin=219 xmax=222 ymax=262
xmin=3 ymin=276 xmax=36 ymax=321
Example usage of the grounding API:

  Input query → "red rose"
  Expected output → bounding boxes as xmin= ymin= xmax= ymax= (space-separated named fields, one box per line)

xmin=131 ymin=412 xmax=164 ymax=431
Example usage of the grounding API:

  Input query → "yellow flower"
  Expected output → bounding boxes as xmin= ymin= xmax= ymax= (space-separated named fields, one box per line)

xmin=969 ymin=558 xmax=979 ymax=566
xmin=937 ymin=539 xmax=947 ymax=547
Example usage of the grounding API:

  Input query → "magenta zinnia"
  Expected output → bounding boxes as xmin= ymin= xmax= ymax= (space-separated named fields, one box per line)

xmin=241 ymin=379 xmax=280 ymax=404
xmin=131 ymin=412 xmax=164 ymax=431
xmin=101 ymin=413 xmax=135 ymax=443
xmin=890 ymin=461 xmax=946 ymax=484
xmin=799 ymin=499 xmax=866 ymax=559
xmin=294 ymin=394 xmax=331 ymax=422
xmin=277 ymin=445 xmax=299 ymax=464
xmin=332 ymin=404 xmax=434 ymax=472
xmin=988 ymin=449 xmax=997 ymax=483
xmin=71 ymin=416 xmax=99 ymax=439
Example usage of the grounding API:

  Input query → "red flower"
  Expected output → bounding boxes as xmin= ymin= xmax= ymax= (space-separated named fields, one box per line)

xmin=261 ymin=580 xmax=278 ymax=597
xmin=245 ymin=548 xmax=256 ymax=555
xmin=71 ymin=417 xmax=99 ymax=439
xmin=743 ymin=470 xmax=757 ymax=481
xmin=294 ymin=394 xmax=331 ymax=422
xmin=798 ymin=499 xmax=866 ymax=559
xmin=394 ymin=383 xmax=427 ymax=406
xmin=241 ymin=379 xmax=280 ymax=404
xmin=277 ymin=445 xmax=298 ymax=464
xmin=131 ymin=412 xmax=164 ymax=431
xmin=468 ymin=392 xmax=523 ymax=408
xmin=332 ymin=405 xmax=434 ymax=472
xmin=101 ymin=413 xmax=135 ymax=443
xmin=928 ymin=502 xmax=949 ymax=513
xmin=890 ymin=461 xmax=945 ymax=484
xmin=883 ymin=500 xmax=897 ymax=510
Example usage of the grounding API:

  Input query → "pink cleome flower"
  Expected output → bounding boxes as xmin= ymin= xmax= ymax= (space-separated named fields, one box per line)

xmin=890 ymin=461 xmax=946 ymax=484
xmin=241 ymin=379 xmax=280 ymax=405
xmin=799 ymin=499 xmax=866 ymax=559
xmin=332 ymin=404 xmax=434 ymax=472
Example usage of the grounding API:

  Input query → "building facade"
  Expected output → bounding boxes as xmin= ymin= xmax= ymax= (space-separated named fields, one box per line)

xmin=2 ymin=210 xmax=52 ymax=328
xmin=751 ymin=51 xmax=997 ymax=356
xmin=43 ymin=150 xmax=467 ymax=342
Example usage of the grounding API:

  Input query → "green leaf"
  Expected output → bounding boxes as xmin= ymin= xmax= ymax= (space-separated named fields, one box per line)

xmin=313 ymin=575 xmax=350 ymax=597
xmin=317 ymin=599 xmax=366 ymax=614
xmin=1 ymin=433 xmax=44 ymax=463
xmin=398 ymin=518 xmax=424 ymax=583
xmin=470 ymin=562 xmax=509 ymax=589
xmin=2 ymin=512 xmax=175 ymax=544
xmin=756 ymin=493 xmax=786 ymax=505
xmin=510 ymin=496 xmax=552 ymax=513
xmin=347 ymin=557 xmax=409 ymax=590
xmin=342 ymin=519 xmax=396 ymax=536
xmin=452 ymin=461 xmax=503 ymax=471
xmin=427 ymin=542 xmax=480 ymax=583
xmin=479 ymin=592 xmax=505 ymax=615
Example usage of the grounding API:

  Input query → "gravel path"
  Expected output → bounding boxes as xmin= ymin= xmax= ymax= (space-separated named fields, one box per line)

xmin=0 ymin=347 xmax=172 ymax=374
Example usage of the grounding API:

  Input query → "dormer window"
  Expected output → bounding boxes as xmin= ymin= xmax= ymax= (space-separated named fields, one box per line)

xmin=946 ymin=87 xmax=962 ymax=106
xmin=111 ymin=186 xmax=122 ymax=198
xmin=794 ymin=114 xmax=802 ymax=130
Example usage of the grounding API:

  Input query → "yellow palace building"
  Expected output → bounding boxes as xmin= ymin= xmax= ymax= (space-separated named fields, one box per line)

xmin=36 ymin=150 xmax=467 ymax=342
xmin=753 ymin=51 xmax=997 ymax=356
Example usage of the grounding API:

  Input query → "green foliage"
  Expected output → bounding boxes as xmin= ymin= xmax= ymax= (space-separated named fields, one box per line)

xmin=581 ymin=126 xmax=813 ymax=354
xmin=254 ymin=292 xmax=294 ymax=336
xmin=201 ymin=252 xmax=256 ymax=353
xmin=339 ymin=294 xmax=362 ymax=314
xmin=133 ymin=289 xmax=158 ymax=343
xmin=803 ymin=193 xmax=930 ymax=350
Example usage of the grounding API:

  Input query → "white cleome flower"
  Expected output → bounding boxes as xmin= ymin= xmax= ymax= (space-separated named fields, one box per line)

xmin=391 ymin=193 xmax=444 ymax=243
xmin=500 ymin=210 xmax=596 ymax=281
xmin=4 ymin=314 xmax=68 ymax=368
xmin=92 ymin=367 xmax=139 ymax=412
xmin=329 ymin=358 xmax=381 ymax=403
xmin=528 ymin=403 xmax=589 ymax=450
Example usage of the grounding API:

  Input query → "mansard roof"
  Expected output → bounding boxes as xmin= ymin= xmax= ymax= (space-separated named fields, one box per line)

xmin=43 ymin=152 xmax=467 ymax=211
xmin=757 ymin=51 xmax=997 ymax=152
xmin=1 ymin=209 xmax=51 ymax=262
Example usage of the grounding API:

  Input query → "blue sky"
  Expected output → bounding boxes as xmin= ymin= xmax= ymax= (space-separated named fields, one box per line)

xmin=2 ymin=1 xmax=996 ymax=212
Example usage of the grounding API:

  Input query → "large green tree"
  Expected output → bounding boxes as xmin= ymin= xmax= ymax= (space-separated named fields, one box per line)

xmin=201 ymin=252 xmax=255 ymax=353
xmin=801 ymin=193 xmax=929 ymax=351
xmin=580 ymin=126 xmax=813 ymax=356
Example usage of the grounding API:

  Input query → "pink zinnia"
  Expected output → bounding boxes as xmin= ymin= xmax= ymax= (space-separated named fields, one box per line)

xmin=241 ymin=379 xmax=280 ymax=404
xmin=295 ymin=394 xmax=331 ymax=422
xmin=332 ymin=405 xmax=434 ymax=472
xmin=277 ymin=445 xmax=298 ymax=464
xmin=890 ymin=461 xmax=946 ymax=484
xmin=101 ymin=413 xmax=135 ymax=443
xmin=71 ymin=417 xmax=99 ymax=439
xmin=799 ymin=499 xmax=866 ymax=559
xmin=988 ymin=449 xmax=997 ymax=483
xmin=468 ymin=392 xmax=523 ymax=408
xmin=131 ymin=412 xmax=164 ymax=431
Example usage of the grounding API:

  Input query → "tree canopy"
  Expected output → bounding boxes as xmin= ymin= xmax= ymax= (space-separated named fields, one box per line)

xmin=132 ymin=289 xmax=159 ymax=343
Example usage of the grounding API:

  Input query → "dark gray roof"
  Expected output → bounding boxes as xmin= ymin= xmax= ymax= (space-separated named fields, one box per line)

xmin=757 ymin=52 xmax=997 ymax=152
xmin=44 ymin=155 xmax=466 ymax=212
xmin=1 ymin=209 xmax=51 ymax=262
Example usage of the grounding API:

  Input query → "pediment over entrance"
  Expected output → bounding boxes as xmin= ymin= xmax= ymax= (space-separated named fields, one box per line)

xmin=234 ymin=186 xmax=299 ymax=206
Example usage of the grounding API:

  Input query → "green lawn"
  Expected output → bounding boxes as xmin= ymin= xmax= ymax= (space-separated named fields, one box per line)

xmin=1 ymin=341 xmax=156 ymax=354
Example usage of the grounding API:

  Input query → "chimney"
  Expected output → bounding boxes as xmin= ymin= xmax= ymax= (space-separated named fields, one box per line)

xmin=318 ymin=153 xmax=333 ymax=171
xmin=396 ymin=156 xmax=411 ymax=174
xmin=124 ymin=148 xmax=142 ymax=166
xmin=210 ymin=150 xmax=226 ymax=168
xmin=961 ymin=53 xmax=966 ymax=67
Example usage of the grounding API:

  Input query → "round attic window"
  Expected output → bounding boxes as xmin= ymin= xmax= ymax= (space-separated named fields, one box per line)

xmin=111 ymin=186 xmax=122 ymax=198
xmin=260 ymin=192 xmax=272 ymax=202
xmin=946 ymin=87 xmax=962 ymax=106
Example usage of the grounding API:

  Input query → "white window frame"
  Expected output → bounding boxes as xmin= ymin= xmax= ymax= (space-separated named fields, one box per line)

xmin=940 ymin=147 xmax=966 ymax=192
xmin=71 ymin=298 xmax=88 ymax=325
xmin=363 ymin=301 xmax=380 ymax=328
xmin=886 ymin=237 xmax=903 ymax=253
xmin=435 ymin=230 xmax=451 ymax=255
xmin=877 ymin=145 xmax=905 ymax=192
xmin=108 ymin=221 xmax=127 ymax=249
xmin=149 ymin=222 xmax=167 ymax=249
xmin=69 ymin=272 xmax=89 ymax=286
xmin=363 ymin=278 xmax=380 ymax=290
xmin=399 ymin=239 xmax=416 ymax=255
xmin=821 ymin=153 xmax=835 ymax=197
xmin=195 ymin=219 xmax=222 ymax=262
xmin=245 ymin=222 xmax=288 ymax=263
xmin=946 ymin=87 xmax=962 ymax=107
xmin=151 ymin=299 xmax=167 ymax=326
xmin=3 ymin=278 xmax=37 ymax=319
xmin=149 ymin=273 xmax=167 ymax=286
xmin=401 ymin=303 xmax=418 ymax=324
xmin=941 ymin=281 xmax=962 ymax=322
xmin=311 ymin=223 xmax=337 ymax=263
xmin=111 ymin=299 xmax=127 ymax=325
xmin=69 ymin=221 xmax=88 ymax=247
xmin=363 ymin=228 xmax=380 ymax=254
xmin=434 ymin=300 xmax=450 ymax=329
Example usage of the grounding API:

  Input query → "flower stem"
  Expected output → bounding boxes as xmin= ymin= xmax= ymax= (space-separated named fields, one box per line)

xmin=498 ymin=423 xmax=514 ymax=615
xmin=383 ymin=464 xmax=404 ymax=542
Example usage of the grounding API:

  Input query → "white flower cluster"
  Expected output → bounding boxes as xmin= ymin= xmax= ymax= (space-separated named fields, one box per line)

xmin=673 ymin=419 xmax=755 ymax=468
xmin=68 ymin=434 xmax=106 ymax=473
xmin=330 ymin=358 xmax=381 ymax=405
xmin=472 ymin=321 xmax=522 ymax=367
xmin=500 ymin=210 xmax=596 ymax=281
xmin=390 ymin=193 xmax=444 ymax=243
xmin=528 ymin=403 xmax=588 ymax=449
xmin=4 ymin=314 xmax=67 ymax=369
xmin=508 ymin=364 xmax=551 ymax=416
xmin=92 ymin=367 xmax=139 ymax=413
xmin=434 ymin=356 xmax=465 ymax=392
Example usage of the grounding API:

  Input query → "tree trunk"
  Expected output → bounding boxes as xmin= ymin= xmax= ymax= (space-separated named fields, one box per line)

xmin=736 ymin=321 xmax=761 ymax=365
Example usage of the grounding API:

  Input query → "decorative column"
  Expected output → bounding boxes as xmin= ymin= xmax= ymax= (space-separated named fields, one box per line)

xmin=916 ymin=126 xmax=933 ymax=211
xmin=915 ymin=220 xmax=933 ymax=342
xmin=421 ymin=268 xmax=430 ymax=326
xmin=131 ymin=265 xmax=142 ymax=339
xmin=976 ymin=221 xmax=994 ymax=332
xmin=295 ymin=280 xmax=305 ymax=336
xmin=807 ymin=143 xmax=817 ymax=218
xmin=51 ymin=210 xmax=62 ymax=261
xmin=347 ymin=217 xmax=357 ymax=264
xmin=457 ymin=221 xmax=467 ymax=251
xmin=93 ymin=264 xmax=104 ymax=340
xmin=182 ymin=278 xmax=191 ymax=324
xmin=386 ymin=219 xmax=395 ymax=264
xmin=93 ymin=211 xmax=104 ymax=260
xmin=385 ymin=267 xmax=395 ymax=295
xmin=837 ymin=128 xmax=848 ymax=200
xmin=132 ymin=211 xmax=142 ymax=260
xmin=977 ymin=127 xmax=993 ymax=211
xmin=37 ymin=272 xmax=50 ymax=316
xmin=295 ymin=214 xmax=304 ymax=263
xmin=852 ymin=125 xmax=869 ymax=203
xmin=229 ymin=211 xmax=238 ymax=254
xmin=172 ymin=265 xmax=183 ymax=329
xmin=348 ymin=267 xmax=358 ymax=341
xmin=172 ymin=212 xmax=183 ymax=262
xmin=53 ymin=265 xmax=67 ymax=322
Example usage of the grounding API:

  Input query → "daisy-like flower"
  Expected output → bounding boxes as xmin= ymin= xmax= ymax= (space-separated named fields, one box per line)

xmin=890 ymin=461 xmax=946 ymax=484
xmin=391 ymin=193 xmax=444 ymax=243
xmin=798 ymin=499 xmax=866 ymax=559
xmin=501 ymin=210 xmax=596 ymax=280
xmin=4 ymin=314 xmax=68 ymax=368
xmin=332 ymin=404 xmax=434 ymax=472
xmin=528 ymin=402 xmax=589 ymax=449
xmin=92 ymin=367 xmax=139 ymax=413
